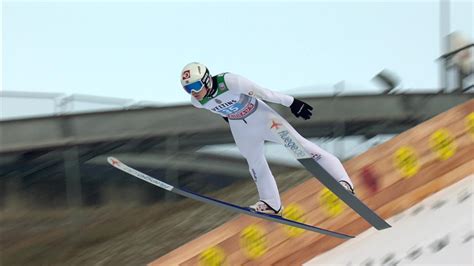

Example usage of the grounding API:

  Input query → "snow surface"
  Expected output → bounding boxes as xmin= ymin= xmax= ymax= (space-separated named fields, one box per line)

xmin=305 ymin=175 xmax=474 ymax=266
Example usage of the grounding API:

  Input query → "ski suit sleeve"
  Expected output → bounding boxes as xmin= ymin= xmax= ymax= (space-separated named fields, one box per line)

xmin=224 ymin=73 xmax=294 ymax=107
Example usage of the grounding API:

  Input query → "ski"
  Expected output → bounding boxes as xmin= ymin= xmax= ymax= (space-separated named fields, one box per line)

xmin=298 ymin=158 xmax=391 ymax=230
xmin=107 ymin=157 xmax=354 ymax=239
xmin=270 ymin=119 xmax=391 ymax=230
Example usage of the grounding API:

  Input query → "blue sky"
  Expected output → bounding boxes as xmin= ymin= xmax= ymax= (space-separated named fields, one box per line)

xmin=2 ymin=0 xmax=473 ymax=104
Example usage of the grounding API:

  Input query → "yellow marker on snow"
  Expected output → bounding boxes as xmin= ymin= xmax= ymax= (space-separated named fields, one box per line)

xmin=429 ymin=128 xmax=457 ymax=160
xmin=282 ymin=203 xmax=306 ymax=237
xmin=199 ymin=246 xmax=226 ymax=266
xmin=467 ymin=112 xmax=474 ymax=139
xmin=240 ymin=224 xmax=267 ymax=259
xmin=319 ymin=187 xmax=345 ymax=217
xmin=394 ymin=146 xmax=420 ymax=178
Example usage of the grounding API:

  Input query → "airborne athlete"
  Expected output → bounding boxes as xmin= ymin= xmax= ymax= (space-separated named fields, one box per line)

xmin=180 ymin=62 xmax=355 ymax=216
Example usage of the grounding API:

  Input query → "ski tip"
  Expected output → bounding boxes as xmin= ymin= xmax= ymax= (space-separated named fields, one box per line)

xmin=335 ymin=232 xmax=355 ymax=239
xmin=107 ymin=157 xmax=121 ymax=166
xmin=377 ymin=223 xmax=392 ymax=230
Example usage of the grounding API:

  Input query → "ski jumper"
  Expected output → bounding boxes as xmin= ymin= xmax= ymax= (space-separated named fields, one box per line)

xmin=191 ymin=73 xmax=353 ymax=211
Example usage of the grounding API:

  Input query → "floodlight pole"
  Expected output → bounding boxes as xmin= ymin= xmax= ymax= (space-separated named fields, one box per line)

xmin=439 ymin=0 xmax=450 ymax=93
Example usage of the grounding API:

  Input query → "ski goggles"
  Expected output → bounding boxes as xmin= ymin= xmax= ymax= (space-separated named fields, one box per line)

xmin=183 ymin=80 xmax=205 ymax=94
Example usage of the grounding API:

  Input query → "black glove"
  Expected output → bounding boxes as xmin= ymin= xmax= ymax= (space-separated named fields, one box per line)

xmin=290 ymin=98 xmax=313 ymax=120
xmin=222 ymin=116 xmax=229 ymax=123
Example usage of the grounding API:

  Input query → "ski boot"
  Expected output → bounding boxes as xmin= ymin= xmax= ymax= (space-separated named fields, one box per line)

xmin=339 ymin=180 xmax=355 ymax=194
xmin=249 ymin=200 xmax=283 ymax=216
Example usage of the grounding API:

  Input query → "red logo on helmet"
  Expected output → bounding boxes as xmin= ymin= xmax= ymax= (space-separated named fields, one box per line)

xmin=182 ymin=70 xmax=191 ymax=80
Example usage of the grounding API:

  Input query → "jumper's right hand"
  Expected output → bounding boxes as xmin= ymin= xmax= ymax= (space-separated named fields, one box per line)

xmin=290 ymin=98 xmax=313 ymax=120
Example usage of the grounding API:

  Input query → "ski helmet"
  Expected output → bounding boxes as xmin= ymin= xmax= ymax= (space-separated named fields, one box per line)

xmin=180 ymin=62 xmax=213 ymax=94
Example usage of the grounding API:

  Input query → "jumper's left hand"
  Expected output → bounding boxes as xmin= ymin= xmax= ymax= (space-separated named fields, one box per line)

xmin=290 ymin=98 xmax=313 ymax=120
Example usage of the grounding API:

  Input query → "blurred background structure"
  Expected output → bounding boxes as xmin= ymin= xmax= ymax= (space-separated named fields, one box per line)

xmin=1 ymin=93 xmax=471 ymax=206
xmin=1 ymin=0 xmax=473 ymax=265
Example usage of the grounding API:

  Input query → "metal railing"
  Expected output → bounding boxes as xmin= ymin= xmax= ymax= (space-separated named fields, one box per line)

xmin=0 ymin=90 xmax=161 ymax=120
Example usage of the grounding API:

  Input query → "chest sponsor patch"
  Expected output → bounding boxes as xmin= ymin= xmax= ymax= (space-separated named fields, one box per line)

xmin=210 ymin=94 xmax=258 ymax=120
